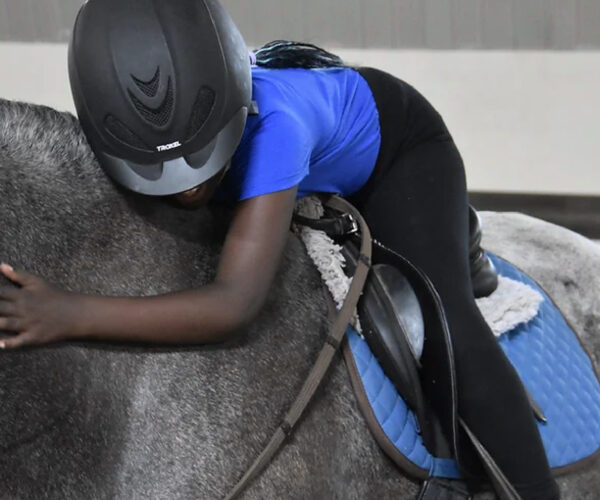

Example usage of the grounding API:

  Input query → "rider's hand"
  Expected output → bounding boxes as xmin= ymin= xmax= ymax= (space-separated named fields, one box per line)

xmin=0 ymin=263 xmax=85 ymax=349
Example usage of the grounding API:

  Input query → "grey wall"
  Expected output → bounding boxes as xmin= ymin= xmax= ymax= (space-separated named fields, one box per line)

xmin=0 ymin=0 xmax=599 ymax=49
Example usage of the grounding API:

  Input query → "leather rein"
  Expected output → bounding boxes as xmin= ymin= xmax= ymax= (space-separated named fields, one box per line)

xmin=224 ymin=195 xmax=372 ymax=500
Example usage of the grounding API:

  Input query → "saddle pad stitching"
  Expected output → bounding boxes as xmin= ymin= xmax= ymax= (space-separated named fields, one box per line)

xmin=493 ymin=254 xmax=600 ymax=465
xmin=348 ymin=330 xmax=439 ymax=476
xmin=346 ymin=252 xmax=600 ymax=479
xmin=342 ymin=338 xmax=433 ymax=480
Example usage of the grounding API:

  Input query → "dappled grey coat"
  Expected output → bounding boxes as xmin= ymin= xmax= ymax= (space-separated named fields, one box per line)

xmin=0 ymin=99 xmax=599 ymax=499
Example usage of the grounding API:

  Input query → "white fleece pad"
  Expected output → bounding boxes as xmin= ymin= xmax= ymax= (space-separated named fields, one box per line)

xmin=299 ymin=227 xmax=362 ymax=332
xmin=475 ymin=275 xmax=544 ymax=337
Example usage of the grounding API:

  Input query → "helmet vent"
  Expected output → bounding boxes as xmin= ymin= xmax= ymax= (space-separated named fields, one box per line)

xmin=104 ymin=115 xmax=152 ymax=151
xmin=186 ymin=86 xmax=216 ymax=141
xmin=132 ymin=68 xmax=161 ymax=98
xmin=128 ymin=77 xmax=175 ymax=128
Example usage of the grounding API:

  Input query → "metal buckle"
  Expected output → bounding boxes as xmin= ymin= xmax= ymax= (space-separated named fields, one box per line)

xmin=342 ymin=213 xmax=359 ymax=234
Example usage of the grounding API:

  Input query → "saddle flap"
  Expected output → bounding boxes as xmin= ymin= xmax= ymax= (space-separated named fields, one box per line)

xmin=371 ymin=242 xmax=460 ymax=462
xmin=358 ymin=263 xmax=428 ymax=438
xmin=341 ymin=238 xmax=457 ymax=460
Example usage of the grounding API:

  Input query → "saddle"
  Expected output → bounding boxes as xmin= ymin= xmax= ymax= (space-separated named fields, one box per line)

xmin=339 ymin=210 xmax=600 ymax=499
xmin=226 ymin=197 xmax=600 ymax=500
xmin=296 ymin=200 xmax=526 ymax=498
xmin=340 ymin=214 xmax=525 ymax=499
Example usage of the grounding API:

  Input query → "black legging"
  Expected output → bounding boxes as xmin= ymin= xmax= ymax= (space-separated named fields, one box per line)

xmin=352 ymin=68 xmax=559 ymax=500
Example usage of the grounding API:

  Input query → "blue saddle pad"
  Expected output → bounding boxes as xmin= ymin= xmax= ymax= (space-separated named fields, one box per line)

xmin=345 ymin=252 xmax=600 ymax=479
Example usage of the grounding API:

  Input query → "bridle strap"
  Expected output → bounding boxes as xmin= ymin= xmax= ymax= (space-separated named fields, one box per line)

xmin=223 ymin=195 xmax=372 ymax=500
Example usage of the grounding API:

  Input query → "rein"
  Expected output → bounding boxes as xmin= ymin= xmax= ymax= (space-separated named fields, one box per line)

xmin=224 ymin=195 xmax=372 ymax=500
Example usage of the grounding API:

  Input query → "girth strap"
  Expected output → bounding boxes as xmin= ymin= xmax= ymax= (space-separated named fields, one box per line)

xmin=223 ymin=195 xmax=372 ymax=500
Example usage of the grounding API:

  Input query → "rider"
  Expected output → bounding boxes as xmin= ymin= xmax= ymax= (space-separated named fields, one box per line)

xmin=0 ymin=0 xmax=558 ymax=498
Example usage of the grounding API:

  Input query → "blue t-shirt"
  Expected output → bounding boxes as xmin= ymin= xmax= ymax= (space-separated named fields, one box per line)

xmin=215 ymin=66 xmax=381 ymax=202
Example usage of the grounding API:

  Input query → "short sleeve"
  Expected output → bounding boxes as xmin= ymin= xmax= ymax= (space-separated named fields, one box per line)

xmin=218 ymin=111 xmax=312 ymax=201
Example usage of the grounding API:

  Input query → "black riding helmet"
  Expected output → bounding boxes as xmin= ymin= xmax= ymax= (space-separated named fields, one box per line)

xmin=68 ymin=0 xmax=252 ymax=196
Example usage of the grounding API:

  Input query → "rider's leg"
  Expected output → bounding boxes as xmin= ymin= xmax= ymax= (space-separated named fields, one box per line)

xmin=352 ymin=70 xmax=559 ymax=500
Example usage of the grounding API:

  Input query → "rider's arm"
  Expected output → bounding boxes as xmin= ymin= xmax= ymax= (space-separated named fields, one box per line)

xmin=0 ymin=186 xmax=298 ymax=348
xmin=78 ymin=186 xmax=299 ymax=344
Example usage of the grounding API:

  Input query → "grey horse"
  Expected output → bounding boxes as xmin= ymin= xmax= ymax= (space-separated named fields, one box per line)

xmin=0 ymin=99 xmax=598 ymax=499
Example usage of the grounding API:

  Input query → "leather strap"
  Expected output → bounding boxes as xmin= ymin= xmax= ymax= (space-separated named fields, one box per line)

xmin=460 ymin=418 xmax=522 ymax=500
xmin=223 ymin=195 xmax=372 ymax=500
xmin=292 ymin=212 xmax=359 ymax=236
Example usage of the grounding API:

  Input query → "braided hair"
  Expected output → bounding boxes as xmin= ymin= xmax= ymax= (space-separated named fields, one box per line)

xmin=253 ymin=40 xmax=346 ymax=69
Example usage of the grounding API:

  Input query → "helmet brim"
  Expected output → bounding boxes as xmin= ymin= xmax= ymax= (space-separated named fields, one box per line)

xmin=97 ymin=106 xmax=247 ymax=196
